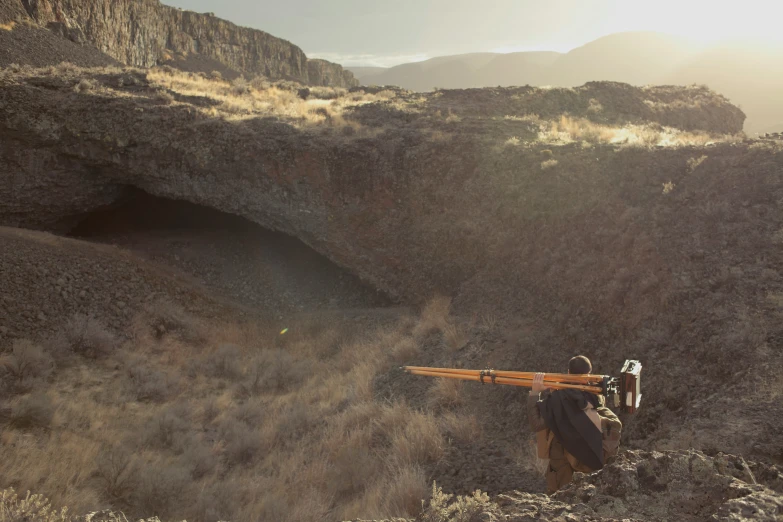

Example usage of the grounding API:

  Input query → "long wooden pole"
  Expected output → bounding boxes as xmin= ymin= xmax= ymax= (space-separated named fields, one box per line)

xmin=405 ymin=368 xmax=604 ymax=394
xmin=402 ymin=366 xmax=605 ymax=385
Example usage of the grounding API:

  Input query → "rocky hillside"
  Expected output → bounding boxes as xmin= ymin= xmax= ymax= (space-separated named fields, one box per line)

xmin=0 ymin=0 xmax=357 ymax=87
xmin=2 ymin=65 xmax=780 ymax=466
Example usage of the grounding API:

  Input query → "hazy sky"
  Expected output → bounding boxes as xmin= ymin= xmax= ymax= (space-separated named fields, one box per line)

xmin=165 ymin=0 xmax=783 ymax=67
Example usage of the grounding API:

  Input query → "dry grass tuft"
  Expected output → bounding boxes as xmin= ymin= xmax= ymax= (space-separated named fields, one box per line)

xmin=428 ymin=379 xmax=464 ymax=410
xmin=0 ymin=21 xmax=16 ymax=31
xmin=414 ymin=295 xmax=452 ymax=336
xmin=145 ymin=300 xmax=205 ymax=344
xmin=73 ymin=78 xmax=97 ymax=93
xmin=8 ymin=393 xmax=55 ymax=430
xmin=51 ymin=314 xmax=116 ymax=359
xmin=390 ymin=337 xmax=420 ymax=363
xmin=382 ymin=466 xmax=429 ymax=517
xmin=687 ymin=155 xmax=708 ymax=172
xmin=540 ymin=159 xmax=559 ymax=170
xmin=1 ymin=340 xmax=53 ymax=393
xmin=442 ymin=323 xmax=467 ymax=351
xmin=439 ymin=412 xmax=482 ymax=444
xmin=478 ymin=313 xmax=497 ymax=332
xmin=391 ymin=412 xmax=445 ymax=466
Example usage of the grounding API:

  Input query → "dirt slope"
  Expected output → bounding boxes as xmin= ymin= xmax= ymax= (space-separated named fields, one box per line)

xmin=0 ymin=226 xmax=240 ymax=344
xmin=0 ymin=23 xmax=119 ymax=68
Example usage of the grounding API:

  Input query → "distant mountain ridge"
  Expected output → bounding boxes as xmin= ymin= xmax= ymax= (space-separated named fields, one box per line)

xmin=0 ymin=0 xmax=358 ymax=87
xmin=349 ymin=32 xmax=783 ymax=133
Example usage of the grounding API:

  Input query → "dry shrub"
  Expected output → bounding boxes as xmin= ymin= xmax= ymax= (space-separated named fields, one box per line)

xmin=221 ymin=422 xmax=262 ymax=466
xmin=146 ymin=300 xmax=204 ymax=344
xmin=309 ymin=86 xmax=345 ymax=100
xmin=125 ymin=360 xmax=174 ymax=402
xmin=204 ymin=344 xmax=243 ymax=379
xmin=442 ymin=323 xmax=467 ymax=351
xmin=142 ymin=403 xmax=190 ymax=451
xmin=9 ymin=393 xmax=54 ymax=429
xmin=182 ymin=442 xmax=219 ymax=479
xmin=55 ymin=314 xmax=116 ymax=359
xmin=0 ymin=430 xmax=101 ymax=515
xmin=325 ymin=442 xmax=382 ymax=500
xmin=541 ymin=116 xmax=616 ymax=144
xmin=478 ymin=313 xmax=497 ymax=332
xmin=231 ymin=401 xmax=264 ymax=428
xmin=96 ymin=445 xmax=138 ymax=504
xmin=130 ymin=462 xmax=190 ymax=519
xmin=419 ymin=483 xmax=498 ymax=522
xmin=73 ymin=78 xmax=97 ymax=93
xmin=687 ymin=154 xmax=708 ymax=172
xmin=1 ymin=339 xmax=53 ymax=391
xmin=231 ymin=76 xmax=251 ymax=96
xmin=285 ymin=488 xmax=332 ymax=522
xmin=391 ymin=412 xmax=445 ymax=466
xmin=199 ymin=399 xmax=221 ymax=427
xmin=56 ymin=62 xmax=79 ymax=74
xmin=155 ymin=89 xmax=174 ymax=104
xmin=191 ymin=480 xmax=239 ymax=522
xmin=439 ymin=412 xmax=482 ymax=444
xmin=241 ymin=349 xmax=311 ymax=395
xmin=587 ymin=98 xmax=603 ymax=113
xmin=390 ymin=337 xmax=419 ymax=363
xmin=382 ymin=465 xmax=429 ymax=517
xmin=275 ymin=401 xmax=313 ymax=442
xmin=415 ymin=296 xmax=452 ymax=336
xmin=209 ymin=70 xmax=223 ymax=81
xmin=350 ymin=359 xmax=380 ymax=402
xmin=250 ymin=76 xmax=270 ymax=91
xmin=428 ymin=379 xmax=464 ymax=410
xmin=540 ymin=159 xmax=559 ymax=170
xmin=639 ymin=128 xmax=661 ymax=146
xmin=0 ymin=489 xmax=70 ymax=522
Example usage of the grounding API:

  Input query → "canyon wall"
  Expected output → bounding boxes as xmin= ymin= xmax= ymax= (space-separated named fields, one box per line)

xmin=6 ymin=0 xmax=357 ymax=86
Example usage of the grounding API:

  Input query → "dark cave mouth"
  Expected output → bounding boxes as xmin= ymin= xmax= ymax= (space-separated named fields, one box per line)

xmin=67 ymin=187 xmax=391 ymax=310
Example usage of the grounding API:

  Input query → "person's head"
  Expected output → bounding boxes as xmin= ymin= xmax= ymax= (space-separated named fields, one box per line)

xmin=568 ymin=355 xmax=592 ymax=375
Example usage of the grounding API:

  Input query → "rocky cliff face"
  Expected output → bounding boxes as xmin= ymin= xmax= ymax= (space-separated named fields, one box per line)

xmin=11 ymin=0 xmax=357 ymax=87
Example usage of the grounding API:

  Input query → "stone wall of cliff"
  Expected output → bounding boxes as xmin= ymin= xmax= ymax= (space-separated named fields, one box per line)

xmin=12 ymin=0 xmax=357 ymax=87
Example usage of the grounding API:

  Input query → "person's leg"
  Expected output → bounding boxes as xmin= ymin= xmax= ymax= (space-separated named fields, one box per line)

xmin=546 ymin=440 xmax=575 ymax=494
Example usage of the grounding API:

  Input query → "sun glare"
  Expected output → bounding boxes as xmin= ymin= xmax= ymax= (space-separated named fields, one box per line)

xmin=615 ymin=0 xmax=783 ymax=47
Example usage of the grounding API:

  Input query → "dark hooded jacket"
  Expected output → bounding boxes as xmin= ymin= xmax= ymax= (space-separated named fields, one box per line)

xmin=538 ymin=389 xmax=603 ymax=470
xmin=528 ymin=388 xmax=621 ymax=471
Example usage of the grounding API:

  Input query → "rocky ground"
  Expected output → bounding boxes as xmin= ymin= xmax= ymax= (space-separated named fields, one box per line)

xmin=350 ymin=451 xmax=783 ymax=521
xmin=0 ymin=225 xmax=242 ymax=345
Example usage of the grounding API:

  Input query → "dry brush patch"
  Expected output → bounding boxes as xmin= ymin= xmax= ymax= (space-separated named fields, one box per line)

xmin=145 ymin=67 xmax=393 ymax=131
xmin=0 ymin=307 xmax=475 ymax=521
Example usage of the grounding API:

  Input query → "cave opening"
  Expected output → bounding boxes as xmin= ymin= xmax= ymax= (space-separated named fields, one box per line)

xmin=68 ymin=187 xmax=389 ymax=313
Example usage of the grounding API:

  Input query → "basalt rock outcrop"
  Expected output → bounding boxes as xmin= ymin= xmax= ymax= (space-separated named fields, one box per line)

xmin=1 ymin=0 xmax=357 ymax=87
xmin=349 ymin=450 xmax=783 ymax=521
xmin=1 ymin=68 xmax=783 ymax=464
